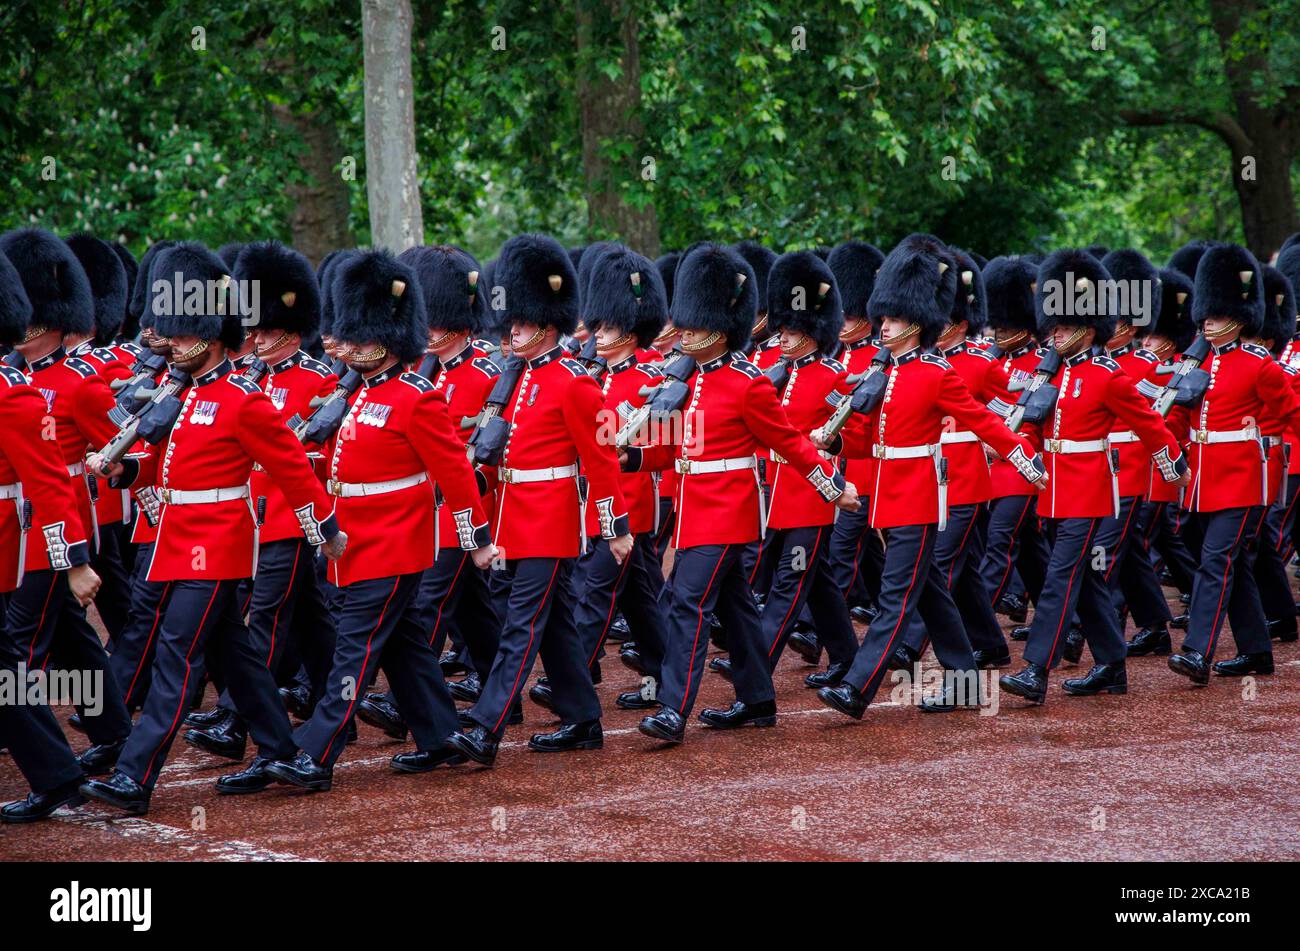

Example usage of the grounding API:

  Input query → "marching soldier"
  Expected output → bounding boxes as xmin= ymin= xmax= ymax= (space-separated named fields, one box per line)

xmin=999 ymin=250 xmax=1187 ymax=705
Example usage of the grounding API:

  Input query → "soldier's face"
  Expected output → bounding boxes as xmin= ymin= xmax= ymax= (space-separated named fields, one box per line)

xmin=510 ymin=322 xmax=550 ymax=357
xmin=170 ymin=335 xmax=218 ymax=373
xmin=1108 ymin=322 xmax=1135 ymax=348
xmin=879 ymin=317 xmax=918 ymax=350
xmin=1142 ymin=333 xmax=1173 ymax=356
xmin=1203 ymin=317 xmax=1241 ymax=342
xmin=252 ymin=328 xmax=298 ymax=358
xmin=15 ymin=327 xmax=60 ymax=359
xmin=428 ymin=328 xmax=469 ymax=357
xmin=595 ymin=325 xmax=634 ymax=354
xmin=345 ymin=341 xmax=390 ymax=374
xmin=1050 ymin=324 xmax=1092 ymax=354
xmin=679 ymin=328 xmax=727 ymax=359
xmin=779 ymin=329 xmax=814 ymax=356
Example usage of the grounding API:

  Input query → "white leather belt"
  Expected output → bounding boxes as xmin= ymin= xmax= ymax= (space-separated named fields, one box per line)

xmin=1192 ymin=427 xmax=1258 ymax=445
xmin=675 ymin=456 xmax=757 ymax=475
xmin=497 ymin=464 xmax=578 ymax=485
xmin=328 ymin=471 xmax=429 ymax=497
xmin=1043 ymin=438 xmax=1106 ymax=454
xmin=939 ymin=431 xmax=978 ymax=445
xmin=872 ymin=442 xmax=937 ymax=460
xmin=161 ymin=485 xmax=251 ymax=505
xmin=67 ymin=462 xmax=86 ymax=477
xmin=0 ymin=482 xmax=19 ymax=500
xmin=1108 ymin=431 xmax=1139 ymax=445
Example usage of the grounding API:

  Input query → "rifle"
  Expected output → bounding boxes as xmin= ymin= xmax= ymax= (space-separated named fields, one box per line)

xmin=1150 ymin=335 xmax=1212 ymax=417
xmin=240 ymin=357 xmax=269 ymax=387
xmin=765 ymin=356 xmax=792 ymax=392
xmin=93 ymin=369 xmax=194 ymax=474
xmin=2 ymin=350 xmax=24 ymax=369
xmin=818 ymin=348 xmax=891 ymax=440
xmin=614 ymin=350 xmax=697 ymax=448
xmin=109 ymin=351 xmax=169 ymax=412
xmin=577 ymin=335 xmax=607 ymax=379
xmin=462 ymin=355 xmax=526 ymax=466
xmin=287 ymin=369 xmax=364 ymax=445
xmin=414 ymin=352 xmax=440 ymax=381
xmin=1005 ymin=348 xmax=1063 ymax=432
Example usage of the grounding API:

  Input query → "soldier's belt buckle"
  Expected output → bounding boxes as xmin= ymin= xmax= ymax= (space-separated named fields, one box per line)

xmin=871 ymin=444 xmax=885 ymax=459
xmin=1045 ymin=439 xmax=1062 ymax=453
xmin=499 ymin=468 xmax=515 ymax=484
xmin=1195 ymin=430 xmax=1209 ymax=444
xmin=770 ymin=452 xmax=787 ymax=466
xmin=160 ymin=489 xmax=170 ymax=504
xmin=327 ymin=479 xmax=342 ymax=497
xmin=678 ymin=459 xmax=694 ymax=475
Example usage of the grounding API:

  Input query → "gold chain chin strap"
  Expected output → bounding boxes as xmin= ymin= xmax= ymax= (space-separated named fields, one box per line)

xmin=1204 ymin=319 xmax=1241 ymax=341
xmin=595 ymin=333 xmax=634 ymax=354
xmin=428 ymin=329 xmax=460 ymax=349
xmin=177 ymin=339 xmax=211 ymax=361
xmin=681 ymin=330 xmax=723 ymax=353
xmin=1058 ymin=325 xmax=1089 ymax=354
xmin=256 ymin=331 xmax=290 ymax=356
xmin=516 ymin=327 xmax=546 ymax=352
xmin=21 ymin=325 xmax=47 ymax=343
xmin=349 ymin=344 xmax=388 ymax=362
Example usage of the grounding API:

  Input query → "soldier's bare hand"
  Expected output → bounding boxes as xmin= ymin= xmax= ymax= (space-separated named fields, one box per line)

xmin=471 ymin=544 xmax=498 ymax=570
xmin=322 ymin=530 xmax=348 ymax=560
xmin=68 ymin=564 xmax=101 ymax=606
xmin=1033 ymin=472 xmax=1049 ymax=492
xmin=609 ymin=533 xmax=634 ymax=565
xmin=86 ymin=453 xmax=122 ymax=479
xmin=1176 ymin=469 xmax=1191 ymax=487
xmin=809 ymin=428 xmax=830 ymax=451
xmin=835 ymin=482 xmax=861 ymax=512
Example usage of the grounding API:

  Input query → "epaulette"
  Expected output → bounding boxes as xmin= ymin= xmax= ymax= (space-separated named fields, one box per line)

xmin=299 ymin=356 xmax=331 ymax=377
xmin=91 ymin=347 xmax=119 ymax=364
xmin=1092 ymin=354 xmax=1120 ymax=372
xmin=634 ymin=362 xmax=663 ymax=379
xmin=730 ymin=358 xmax=762 ymax=379
xmin=226 ymin=373 xmax=262 ymax=395
xmin=471 ymin=357 xmax=498 ymax=378
xmin=118 ymin=341 xmax=143 ymax=356
xmin=559 ymin=357 xmax=586 ymax=377
xmin=0 ymin=366 xmax=27 ymax=387
xmin=64 ymin=357 xmax=96 ymax=378
xmin=966 ymin=346 xmax=995 ymax=361
xmin=921 ymin=353 xmax=951 ymax=370
xmin=1133 ymin=347 xmax=1159 ymax=363
xmin=399 ymin=371 xmax=436 ymax=393
xmin=1242 ymin=342 xmax=1271 ymax=359
xmin=821 ymin=356 xmax=847 ymax=373
xmin=1282 ymin=364 xmax=1298 ymax=377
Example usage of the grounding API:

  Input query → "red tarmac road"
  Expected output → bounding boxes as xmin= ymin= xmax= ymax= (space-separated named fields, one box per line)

xmin=3 ymin=604 xmax=1298 ymax=861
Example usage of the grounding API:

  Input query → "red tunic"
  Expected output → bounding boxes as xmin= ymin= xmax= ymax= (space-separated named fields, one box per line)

xmin=938 ymin=341 xmax=1015 ymax=507
xmin=1106 ymin=344 xmax=1166 ymax=500
xmin=766 ymin=352 xmax=846 ymax=530
xmin=69 ymin=342 xmax=135 ymax=528
xmin=988 ymin=344 xmax=1043 ymax=499
xmin=838 ymin=338 xmax=881 ymax=501
xmin=429 ymin=346 xmax=499 ymax=547
xmin=584 ymin=355 xmax=660 ymax=537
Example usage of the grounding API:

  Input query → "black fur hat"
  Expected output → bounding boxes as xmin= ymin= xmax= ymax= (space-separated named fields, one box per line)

xmin=1034 ymin=248 xmax=1114 ymax=343
xmin=129 ymin=240 xmax=177 ymax=334
xmin=1275 ymin=245 xmax=1300 ymax=335
xmin=479 ymin=257 xmax=509 ymax=339
xmin=150 ymin=243 xmax=244 ymax=350
xmin=1084 ymin=244 xmax=1110 ymax=262
xmin=111 ymin=243 xmax=138 ymax=332
xmin=1279 ymin=233 xmax=1300 ymax=256
xmin=65 ymin=233 xmax=128 ymax=344
xmin=826 ymin=241 xmax=885 ymax=321
xmin=966 ymin=250 xmax=989 ymax=270
xmin=1153 ymin=268 xmax=1196 ymax=352
xmin=234 ymin=241 xmax=321 ymax=337
xmin=317 ymin=248 xmax=357 ymax=338
xmin=406 ymin=245 xmax=486 ymax=335
xmin=578 ymin=241 xmax=622 ymax=314
xmin=766 ymin=250 xmax=843 ymax=353
xmin=216 ymin=242 xmax=246 ymax=271
xmin=493 ymin=234 xmax=579 ymax=336
xmin=0 ymin=251 xmax=33 ymax=347
xmin=0 ymin=228 xmax=94 ymax=336
xmin=950 ymin=249 xmax=988 ymax=334
xmin=330 ymin=249 xmax=426 ymax=364
xmin=672 ymin=242 xmax=757 ymax=351
xmin=1167 ymin=240 xmax=1216 ymax=281
xmin=655 ymin=251 xmax=680 ymax=311
xmin=1100 ymin=248 xmax=1161 ymax=335
xmin=982 ymin=256 xmax=1038 ymax=337
xmin=867 ymin=234 xmax=958 ymax=348
xmin=567 ymin=246 xmax=586 ymax=273
xmin=1191 ymin=243 xmax=1263 ymax=336
xmin=1260 ymin=265 xmax=1295 ymax=353
xmin=584 ymin=246 xmax=668 ymax=348
xmin=731 ymin=240 xmax=777 ymax=315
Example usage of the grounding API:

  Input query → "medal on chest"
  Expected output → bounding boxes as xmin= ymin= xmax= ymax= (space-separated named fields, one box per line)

xmin=190 ymin=399 xmax=219 ymax=425
xmin=356 ymin=401 xmax=392 ymax=428
xmin=268 ymin=386 xmax=289 ymax=411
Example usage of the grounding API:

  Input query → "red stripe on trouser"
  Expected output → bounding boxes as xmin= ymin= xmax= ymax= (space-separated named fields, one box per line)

xmin=26 ymin=577 xmax=60 ymax=670
xmin=843 ymin=529 xmax=867 ymax=599
xmin=588 ymin=549 xmax=634 ymax=667
xmin=747 ymin=536 xmax=765 ymax=586
xmin=140 ymin=584 xmax=221 ymax=785
xmin=494 ymin=562 xmax=561 ymax=734
xmin=1205 ymin=511 xmax=1251 ymax=658
xmin=1103 ymin=501 xmax=1140 ymax=583
xmin=427 ymin=553 xmax=468 ymax=646
xmin=680 ymin=545 xmax=730 ymax=714
xmin=264 ymin=546 xmax=302 ymax=667
xmin=767 ymin=528 xmax=823 ymax=658
xmin=858 ymin=525 xmax=929 ymax=696
xmin=990 ymin=497 xmax=1032 ymax=605
xmin=1276 ymin=486 xmax=1300 ymax=553
xmin=125 ymin=581 xmax=174 ymax=704
xmin=946 ymin=511 xmax=978 ymax=589
xmin=1043 ymin=519 xmax=1099 ymax=665
xmin=320 ymin=577 xmax=402 ymax=762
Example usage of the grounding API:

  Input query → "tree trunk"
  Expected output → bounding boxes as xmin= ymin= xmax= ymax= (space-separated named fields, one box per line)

xmin=270 ymin=105 xmax=354 ymax=267
xmin=361 ymin=0 xmax=423 ymax=252
xmin=575 ymin=0 xmax=660 ymax=256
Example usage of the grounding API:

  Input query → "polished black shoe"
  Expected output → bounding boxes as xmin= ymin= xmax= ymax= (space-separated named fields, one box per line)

xmin=439 ymin=650 xmax=470 ymax=677
xmin=708 ymin=656 xmax=733 ymax=682
xmin=185 ymin=705 xmax=235 ymax=729
xmin=973 ymin=648 xmax=1012 ymax=669
xmin=67 ymin=712 xmax=87 ymax=735
xmin=996 ymin=593 xmax=1028 ymax=623
xmin=1062 ymin=627 xmax=1085 ymax=665
xmin=887 ymin=643 xmax=920 ymax=672
xmin=265 ymin=751 xmax=332 ymax=791
xmin=616 ymin=688 xmax=660 ymax=710
xmin=216 ymin=758 xmax=275 ymax=795
xmin=849 ymin=604 xmax=878 ymax=625
xmin=699 ymin=699 xmax=777 ymax=729
xmin=346 ymin=719 xmax=358 ymax=744
xmin=817 ymin=684 xmax=866 ymax=720
xmin=1168 ymin=649 xmax=1210 ymax=685
xmin=1000 ymin=663 xmax=1048 ymax=704
xmin=529 ymin=680 xmax=556 ymax=712
xmin=529 ymin=719 xmax=603 ymax=752
xmin=77 ymin=739 xmax=126 ymax=777
xmin=79 ymin=771 xmax=150 ymax=815
xmin=1213 ymin=652 xmax=1274 ymax=676
xmin=357 ymin=693 xmax=408 ymax=741
xmin=919 ymin=680 xmax=984 ymax=713
xmin=804 ymin=661 xmax=850 ymax=688
xmin=391 ymin=746 xmax=467 ymax=773
xmin=788 ymin=629 xmax=821 ymax=664
xmin=279 ymin=684 xmax=314 ymax=721
xmin=447 ymin=671 xmax=482 ymax=703
xmin=184 ymin=719 xmax=248 ymax=761
xmin=606 ymin=614 xmax=631 ymax=643
xmin=707 ymin=613 xmax=727 ymax=651
xmin=1266 ymin=619 xmax=1298 ymax=643
xmin=1009 ymin=625 xmax=1030 ymax=642
xmin=1169 ymin=612 xmax=1189 ymax=630
xmin=1 ymin=778 xmax=85 ymax=823
xmin=638 ymin=708 xmax=686 ymax=743
xmin=1062 ymin=662 xmax=1128 ymax=696
xmin=447 ymin=725 xmax=499 ymax=766
xmin=1127 ymin=626 xmax=1172 ymax=656
xmin=619 ymin=645 xmax=650 ymax=676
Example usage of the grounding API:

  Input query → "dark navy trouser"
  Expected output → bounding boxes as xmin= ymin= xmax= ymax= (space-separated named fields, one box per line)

xmin=1182 ymin=507 xmax=1270 ymax=661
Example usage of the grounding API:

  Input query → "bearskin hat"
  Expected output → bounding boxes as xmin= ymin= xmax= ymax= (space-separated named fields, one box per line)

xmin=1034 ymin=248 xmax=1114 ymax=343
xmin=672 ymin=243 xmax=757 ymax=351
xmin=567 ymin=246 xmax=586 ymax=274
xmin=577 ymin=241 xmax=621 ymax=310
xmin=317 ymin=249 xmax=358 ymax=338
xmin=0 ymin=252 xmax=33 ymax=347
xmin=216 ymin=242 xmax=245 ymax=271
xmin=65 ymin=233 xmax=129 ymax=345
xmin=233 ymin=241 xmax=321 ymax=338
xmin=966 ymin=250 xmax=989 ymax=270
xmin=148 ymin=243 xmax=244 ymax=350
xmin=129 ymin=240 xmax=178 ymax=334
xmin=982 ymin=256 xmax=1038 ymax=338
xmin=1100 ymin=249 xmax=1161 ymax=336
xmin=950 ymin=249 xmax=988 ymax=334
xmin=826 ymin=241 xmax=885 ymax=324
xmin=731 ymin=240 xmax=777 ymax=316
xmin=479 ymin=256 xmax=509 ymax=340
xmin=766 ymin=250 xmax=843 ymax=353
xmin=493 ymin=234 xmax=580 ymax=336
xmin=1279 ymin=233 xmax=1300 ymax=256
xmin=406 ymin=245 xmax=487 ymax=336
xmin=583 ymin=246 xmax=668 ymax=349
xmin=1152 ymin=268 xmax=1196 ymax=352
xmin=1191 ymin=243 xmax=1263 ymax=336
xmin=867 ymin=234 xmax=958 ymax=349
xmin=330 ymin=249 xmax=426 ymax=364
xmin=655 ymin=251 xmax=680 ymax=311
xmin=1083 ymin=244 xmax=1110 ymax=262
xmin=1275 ymin=245 xmax=1300 ymax=334
xmin=0 ymin=228 xmax=94 ymax=337
xmin=110 ymin=243 xmax=138 ymax=330
xmin=1260 ymin=265 xmax=1295 ymax=353
xmin=1167 ymin=240 xmax=1216 ymax=281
